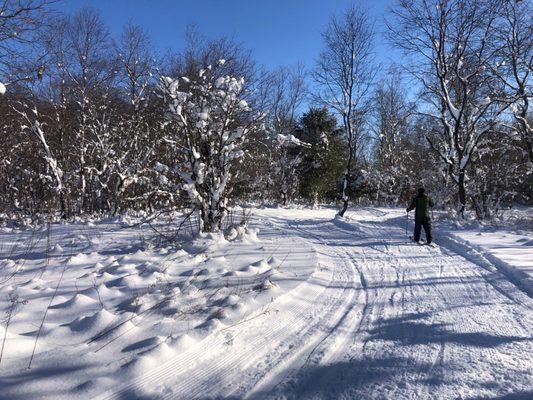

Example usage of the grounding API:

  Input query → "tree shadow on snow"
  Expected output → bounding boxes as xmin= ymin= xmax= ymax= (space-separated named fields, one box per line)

xmin=368 ymin=313 xmax=530 ymax=348
xmin=237 ymin=356 xmax=436 ymax=400
xmin=0 ymin=364 xmax=92 ymax=400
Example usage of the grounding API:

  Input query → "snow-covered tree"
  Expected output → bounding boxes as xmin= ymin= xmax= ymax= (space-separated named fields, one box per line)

xmin=106 ymin=23 xmax=166 ymax=214
xmin=491 ymin=0 xmax=532 ymax=163
xmin=263 ymin=65 xmax=307 ymax=204
xmin=389 ymin=0 xmax=508 ymax=218
xmin=13 ymin=102 xmax=66 ymax=216
xmin=370 ymin=68 xmax=416 ymax=203
xmin=272 ymin=134 xmax=308 ymax=205
xmin=314 ymin=4 xmax=375 ymax=216
xmin=160 ymin=60 xmax=263 ymax=232
xmin=36 ymin=8 xmax=117 ymax=213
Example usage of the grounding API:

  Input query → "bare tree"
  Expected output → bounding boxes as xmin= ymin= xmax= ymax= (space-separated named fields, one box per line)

xmin=39 ymin=8 xmax=116 ymax=213
xmin=167 ymin=25 xmax=256 ymax=89
xmin=266 ymin=64 xmax=307 ymax=204
xmin=388 ymin=0 xmax=507 ymax=218
xmin=371 ymin=67 xmax=416 ymax=203
xmin=0 ymin=0 xmax=53 ymax=90
xmin=108 ymin=23 xmax=163 ymax=214
xmin=491 ymin=0 xmax=532 ymax=162
xmin=313 ymin=3 xmax=375 ymax=216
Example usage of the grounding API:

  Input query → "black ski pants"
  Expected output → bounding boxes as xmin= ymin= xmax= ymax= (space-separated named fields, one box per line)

xmin=414 ymin=217 xmax=432 ymax=243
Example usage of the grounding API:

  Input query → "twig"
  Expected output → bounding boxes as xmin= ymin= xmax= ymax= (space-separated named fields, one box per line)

xmin=0 ymin=294 xmax=26 ymax=366
xmin=28 ymin=262 xmax=67 ymax=369
xmin=38 ymin=221 xmax=51 ymax=279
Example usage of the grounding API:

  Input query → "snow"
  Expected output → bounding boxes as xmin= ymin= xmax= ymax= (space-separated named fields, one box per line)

xmin=434 ymin=213 xmax=533 ymax=297
xmin=276 ymin=133 xmax=311 ymax=148
xmin=452 ymin=231 xmax=533 ymax=295
xmin=0 ymin=82 xmax=6 ymax=95
xmin=447 ymin=99 xmax=461 ymax=120
xmin=0 ymin=207 xmax=532 ymax=399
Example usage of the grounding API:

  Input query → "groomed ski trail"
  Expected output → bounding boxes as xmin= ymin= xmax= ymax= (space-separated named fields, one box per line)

xmin=98 ymin=208 xmax=533 ymax=400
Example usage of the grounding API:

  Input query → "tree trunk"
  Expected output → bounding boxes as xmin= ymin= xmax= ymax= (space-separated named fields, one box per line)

xmin=526 ymin=136 xmax=533 ymax=164
xmin=338 ymin=195 xmax=349 ymax=217
xmin=458 ymin=170 xmax=466 ymax=219
xmin=59 ymin=192 xmax=67 ymax=220
xmin=338 ymin=116 xmax=354 ymax=218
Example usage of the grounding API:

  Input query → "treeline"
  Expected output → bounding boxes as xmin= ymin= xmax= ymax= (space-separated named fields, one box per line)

xmin=0 ymin=0 xmax=531 ymax=229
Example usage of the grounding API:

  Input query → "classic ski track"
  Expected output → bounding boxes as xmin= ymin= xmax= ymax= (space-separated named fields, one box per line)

xmin=97 ymin=210 xmax=532 ymax=400
xmin=241 ymin=223 xmax=368 ymax=399
xmin=343 ymin=214 xmax=531 ymax=399
xmin=261 ymin=213 xmax=532 ymax=400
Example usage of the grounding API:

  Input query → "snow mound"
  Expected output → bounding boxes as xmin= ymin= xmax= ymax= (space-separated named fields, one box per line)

xmin=100 ymin=272 xmax=118 ymax=283
xmin=123 ymin=341 xmax=176 ymax=380
xmin=95 ymin=319 xmax=138 ymax=342
xmin=222 ymin=294 xmax=240 ymax=306
xmin=226 ymin=225 xmax=260 ymax=242
xmin=267 ymin=256 xmax=281 ymax=266
xmin=235 ymin=259 xmax=271 ymax=277
xmin=139 ymin=340 xmax=174 ymax=359
xmin=67 ymin=253 xmax=92 ymax=265
xmin=51 ymin=243 xmax=64 ymax=254
xmin=169 ymin=333 xmax=197 ymax=351
xmin=332 ymin=214 xmax=365 ymax=234
xmin=117 ymin=263 xmax=138 ymax=273
xmin=193 ymin=318 xmax=224 ymax=338
xmin=94 ymin=262 xmax=105 ymax=271
xmin=105 ymin=256 xmax=118 ymax=263
xmin=105 ymin=274 xmax=146 ymax=289
xmin=22 ymin=322 xmax=56 ymax=337
xmin=1 ymin=258 xmax=16 ymax=267
xmin=183 ymin=284 xmax=199 ymax=296
xmin=19 ymin=277 xmax=43 ymax=287
xmin=251 ymin=259 xmax=271 ymax=272
xmin=50 ymin=293 xmax=98 ymax=309
xmin=64 ymin=309 xmax=115 ymax=332
xmin=516 ymin=238 xmax=533 ymax=246
xmin=253 ymin=278 xmax=277 ymax=292
xmin=81 ymin=283 xmax=118 ymax=300
xmin=0 ymin=329 xmax=35 ymax=357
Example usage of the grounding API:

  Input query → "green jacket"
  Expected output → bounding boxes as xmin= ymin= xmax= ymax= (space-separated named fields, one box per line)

xmin=407 ymin=194 xmax=434 ymax=221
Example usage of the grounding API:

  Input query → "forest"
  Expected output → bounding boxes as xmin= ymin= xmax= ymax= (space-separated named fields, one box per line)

xmin=0 ymin=0 xmax=531 ymax=230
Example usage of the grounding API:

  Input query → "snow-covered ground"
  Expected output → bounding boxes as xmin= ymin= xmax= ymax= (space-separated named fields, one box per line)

xmin=0 ymin=207 xmax=531 ymax=399
xmin=438 ymin=215 xmax=533 ymax=297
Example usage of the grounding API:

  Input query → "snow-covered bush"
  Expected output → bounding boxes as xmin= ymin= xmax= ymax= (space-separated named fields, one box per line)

xmin=160 ymin=60 xmax=264 ymax=232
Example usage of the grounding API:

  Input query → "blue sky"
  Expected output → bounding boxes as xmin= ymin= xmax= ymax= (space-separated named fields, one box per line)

xmin=59 ymin=0 xmax=399 ymax=72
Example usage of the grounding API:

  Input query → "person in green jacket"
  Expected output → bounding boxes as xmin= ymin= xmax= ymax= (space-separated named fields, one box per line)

xmin=406 ymin=187 xmax=434 ymax=244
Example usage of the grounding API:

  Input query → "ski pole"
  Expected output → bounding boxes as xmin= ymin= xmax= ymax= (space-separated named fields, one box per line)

xmin=405 ymin=211 xmax=408 ymax=237
xmin=431 ymin=208 xmax=435 ymax=241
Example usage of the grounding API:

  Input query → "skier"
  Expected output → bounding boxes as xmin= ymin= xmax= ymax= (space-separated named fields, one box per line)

xmin=406 ymin=187 xmax=434 ymax=244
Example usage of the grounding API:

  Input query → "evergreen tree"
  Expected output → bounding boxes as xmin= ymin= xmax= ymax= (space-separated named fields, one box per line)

xmin=296 ymin=108 xmax=346 ymax=203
